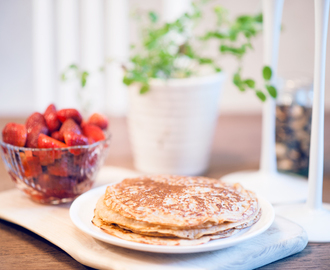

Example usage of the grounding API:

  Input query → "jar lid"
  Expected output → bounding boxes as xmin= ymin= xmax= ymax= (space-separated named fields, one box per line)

xmin=276 ymin=75 xmax=313 ymax=107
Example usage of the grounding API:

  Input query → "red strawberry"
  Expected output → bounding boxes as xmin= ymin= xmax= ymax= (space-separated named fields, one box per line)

xmin=44 ymin=104 xmax=61 ymax=132
xmin=64 ymin=131 xmax=88 ymax=155
xmin=36 ymin=173 xmax=51 ymax=189
xmin=26 ymin=124 xmax=48 ymax=148
xmin=36 ymin=173 xmax=75 ymax=200
xmin=26 ymin=112 xmax=47 ymax=131
xmin=87 ymin=113 xmax=108 ymax=130
xmin=57 ymin=109 xmax=82 ymax=124
xmin=82 ymin=124 xmax=105 ymax=142
xmin=51 ymin=131 xmax=64 ymax=142
xmin=25 ymin=112 xmax=49 ymax=148
xmin=44 ymin=175 xmax=74 ymax=197
xmin=38 ymin=134 xmax=67 ymax=160
xmin=47 ymin=155 xmax=79 ymax=178
xmin=59 ymin=119 xmax=82 ymax=140
xmin=21 ymin=155 xmax=42 ymax=178
xmin=64 ymin=131 xmax=88 ymax=146
xmin=35 ymin=150 xmax=55 ymax=166
xmin=38 ymin=134 xmax=67 ymax=149
xmin=80 ymin=120 xmax=88 ymax=128
xmin=47 ymin=159 xmax=69 ymax=177
xmin=87 ymin=137 xmax=96 ymax=144
xmin=2 ymin=123 xmax=27 ymax=147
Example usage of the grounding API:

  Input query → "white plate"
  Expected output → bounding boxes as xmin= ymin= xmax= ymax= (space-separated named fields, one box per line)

xmin=70 ymin=184 xmax=275 ymax=254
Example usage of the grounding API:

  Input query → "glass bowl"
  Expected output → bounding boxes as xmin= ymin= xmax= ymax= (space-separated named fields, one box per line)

xmin=0 ymin=135 xmax=111 ymax=204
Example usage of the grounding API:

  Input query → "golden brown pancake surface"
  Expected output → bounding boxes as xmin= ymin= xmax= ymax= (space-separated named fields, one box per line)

xmin=104 ymin=175 xmax=258 ymax=228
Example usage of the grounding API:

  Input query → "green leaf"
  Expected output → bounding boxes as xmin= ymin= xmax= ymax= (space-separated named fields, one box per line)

xmin=199 ymin=58 xmax=213 ymax=64
xmin=256 ymin=91 xmax=266 ymax=102
xmin=263 ymin=66 xmax=272 ymax=81
xmin=244 ymin=79 xmax=255 ymax=88
xmin=148 ymin=12 xmax=158 ymax=23
xmin=266 ymin=85 xmax=277 ymax=98
xmin=214 ymin=67 xmax=222 ymax=73
xmin=140 ymin=84 xmax=150 ymax=94
xmin=69 ymin=64 xmax=78 ymax=70
xmin=131 ymin=71 xmax=148 ymax=84
xmin=201 ymin=31 xmax=226 ymax=40
xmin=61 ymin=73 xmax=67 ymax=81
xmin=254 ymin=13 xmax=263 ymax=23
xmin=220 ymin=44 xmax=246 ymax=57
xmin=238 ymin=85 xmax=246 ymax=92
xmin=233 ymin=73 xmax=241 ymax=86
xmin=213 ymin=32 xmax=227 ymax=39
xmin=123 ymin=76 xmax=134 ymax=86
xmin=237 ymin=15 xmax=251 ymax=24
xmin=81 ymin=71 xmax=89 ymax=87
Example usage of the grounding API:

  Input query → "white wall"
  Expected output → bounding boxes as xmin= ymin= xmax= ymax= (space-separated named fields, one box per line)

xmin=0 ymin=0 xmax=34 ymax=116
xmin=0 ymin=0 xmax=329 ymax=116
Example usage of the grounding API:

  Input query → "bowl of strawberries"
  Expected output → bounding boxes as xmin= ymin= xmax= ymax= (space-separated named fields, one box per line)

xmin=0 ymin=104 xmax=110 ymax=204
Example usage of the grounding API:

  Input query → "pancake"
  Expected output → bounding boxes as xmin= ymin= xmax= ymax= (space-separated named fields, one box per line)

xmin=104 ymin=175 xmax=258 ymax=228
xmin=95 ymin=194 xmax=261 ymax=239
xmin=92 ymin=175 xmax=261 ymax=246
xmin=92 ymin=209 xmax=242 ymax=246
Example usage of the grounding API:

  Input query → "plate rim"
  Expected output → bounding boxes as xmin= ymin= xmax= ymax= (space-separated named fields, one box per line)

xmin=70 ymin=184 xmax=275 ymax=254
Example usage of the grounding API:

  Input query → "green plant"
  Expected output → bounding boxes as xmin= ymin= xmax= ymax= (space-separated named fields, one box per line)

xmin=123 ymin=1 xmax=277 ymax=101
xmin=61 ymin=64 xmax=89 ymax=88
xmin=203 ymin=8 xmax=277 ymax=100
xmin=61 ymin=2 xmax=277 ymax=102
xmin=60 ymin=64 xmax=92 ymax=114
xmin=123 ymin=2 xmax=218 ymax=94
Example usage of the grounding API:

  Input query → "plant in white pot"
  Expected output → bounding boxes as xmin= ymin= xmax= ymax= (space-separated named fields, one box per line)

xmin=123 ymin=3 xmax=274 ymax=175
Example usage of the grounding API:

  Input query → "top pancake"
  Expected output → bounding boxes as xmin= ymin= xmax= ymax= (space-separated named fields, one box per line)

xmin=104 ymin=175 xmax=258 ymax=228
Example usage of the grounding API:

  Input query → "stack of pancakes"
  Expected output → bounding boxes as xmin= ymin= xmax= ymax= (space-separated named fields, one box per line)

xmin=92 ymin=175 xmax=261 ymax=246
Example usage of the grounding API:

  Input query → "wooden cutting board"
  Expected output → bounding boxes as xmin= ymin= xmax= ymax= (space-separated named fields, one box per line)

xmin=0 ymin=166 xmax=308 ymax=270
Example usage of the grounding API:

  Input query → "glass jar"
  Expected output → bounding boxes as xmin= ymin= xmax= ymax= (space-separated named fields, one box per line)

xmin=276 ymin=76 xmax=313 ymax=177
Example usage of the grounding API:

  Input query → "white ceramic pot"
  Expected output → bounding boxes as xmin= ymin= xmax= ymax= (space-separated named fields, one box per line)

xmin=127 ymin=72 xmax=226 ymax=175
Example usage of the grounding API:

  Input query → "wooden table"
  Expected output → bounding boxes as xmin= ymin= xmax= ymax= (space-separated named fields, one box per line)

xmin=1 ymin=115 xmax=330 ymax=269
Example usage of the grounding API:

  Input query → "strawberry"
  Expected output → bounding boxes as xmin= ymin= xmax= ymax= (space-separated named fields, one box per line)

xmin=87 ymin=113 xmax=109 ymax=130
xmin=38 ymin=134 xmax=67 ymax=160
xmin=36 ymin=173 xmax=51 ymax=189
xmin=35 ymin=150 xmax=55 ymax=166
xmin=64 ymin=131 xmax=88 ymax=146
xmin=26 ymin=124 xmax=48 ymax=148
xmin=21 ymin=151 xmax=33 ymax=158
xmin=82 ymin=124 xmax=105 ymax=142
xmin=47 ymin=155 xmax=79 ymax=178
xmin=44 ymin=104 xmax=61 ymax=132
xmin=80 ymin=120 xmax=88 ymax=128
xmin=38 ymin=134 xmax=67 ymax=149
xmin=48 ymin=176 xmax=76 ymax=198
xmin=25 ymin=112 xmax=49 ymax=148
xmin=47 ymin=159 xmax=69 ymax=177
xmin=2 ymin=123 xmax=27 ymax=147
xmin=21 ymin=155 xmax=42 ymax=178
xmin=64 ymin=131 xmax=88 ymax=155
xmin=35 ymin=174 xmax=76 ymax=200
xmin=59 ymin=119 xmax=82 ymax=140
xmin=26 ymin=112 xmax=47 ymax=131
xmin=51 ymin=131 xmax=63 ymax=142
xmin=73 ymin=152 xmax=84 ymax=165
xmin=57 ymin=109 xmax=82 ymax=124
xmin=87 ymin=137 xmax=96 ymax=144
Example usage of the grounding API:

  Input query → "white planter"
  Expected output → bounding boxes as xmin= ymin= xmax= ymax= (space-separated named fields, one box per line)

xmin=127 ymin=72 xmax=226 ymax=175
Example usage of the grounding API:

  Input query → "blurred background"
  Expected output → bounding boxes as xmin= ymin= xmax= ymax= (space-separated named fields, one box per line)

xmin=0 ymin=0 xmax=329 ymax=117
